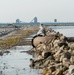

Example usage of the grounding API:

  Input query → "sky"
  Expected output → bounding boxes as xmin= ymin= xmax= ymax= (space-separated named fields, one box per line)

xmin=0 ymin=0 xmax=74 ymax=23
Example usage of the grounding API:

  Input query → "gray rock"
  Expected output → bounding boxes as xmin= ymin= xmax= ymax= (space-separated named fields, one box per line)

xmin=58 ymin=41 xmax=68 ymax=47
xmin=67 ymin=65 xmax=74 ymax=75
xmin=42 ymin=51 xmax=51 ymax=59
xmin=64 ymin=52 xmax=71 ymax=59
xmin=0 ymin=51 xmax=3 ymax=56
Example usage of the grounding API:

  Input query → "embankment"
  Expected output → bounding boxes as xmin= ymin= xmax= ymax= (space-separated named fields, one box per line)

xmin=29 ymin=26 xmax=74 ymax=75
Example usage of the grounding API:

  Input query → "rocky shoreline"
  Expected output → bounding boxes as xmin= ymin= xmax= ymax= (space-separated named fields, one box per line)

xmin=28 ymin=26 xmax=74 ymax=75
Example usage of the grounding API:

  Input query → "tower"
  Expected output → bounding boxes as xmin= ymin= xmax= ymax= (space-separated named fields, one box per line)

xmin=34 ymin=17 xmax=37 ymax=23
xmin=54 ymin=19 xmax=57 ymax=22
xmin=16 ymin=19 xmax=20 ymax=23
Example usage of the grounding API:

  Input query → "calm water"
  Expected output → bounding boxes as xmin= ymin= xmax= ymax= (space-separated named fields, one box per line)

xmin=49 ymin=26 xmax=74 ymax=37
xmin=0 ymin=46 xmax=41 ymax=75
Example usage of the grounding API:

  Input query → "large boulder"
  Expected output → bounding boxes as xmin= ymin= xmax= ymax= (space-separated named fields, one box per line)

xmin=32 ymin=35 xmax=54 ymax=48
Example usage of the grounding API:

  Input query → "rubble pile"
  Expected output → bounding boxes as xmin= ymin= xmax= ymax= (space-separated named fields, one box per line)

xmin=29 ymin=26 xmax=74 ymax=75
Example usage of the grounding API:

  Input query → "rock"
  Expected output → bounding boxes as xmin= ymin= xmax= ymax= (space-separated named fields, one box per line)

xmin=4 ymin=50 xmax=10 ymax=53
xmin=60 ymin=55 xmax=64 ymax=62
xmin=0 ymin=51 xmax=3 ymax=56
xmin=47 ymin=56 xmax=55 ymax=61
xmin=60 ymin=52 xmax=71 ymax=62
xmin=42 ymin=51 xmax=51 ymax=59
xmin=42 ymin=68 xmax=48 ymax=75
xmin=53 ymin=39 xmax=60 ymax=47
xmin=62 ymin=58 xmax=70 ymax=67
xmin=30 ymin=26 xmax=74 ymax=74
xmin=69 ymin=43 xmax=74 ymax=50
xmin=60 ymin=35 xmax=67 ymax=41
xmin=63 ymin=46 xmax=70 ymax=50
xmin=55 ymin=69 xmax=63 ymax=75
xmin=32 ymin=35 xmax=43 ymax=47
xmin=58 ymin=41 xmax=68 ymax=47
xmin=33 ymin=51 xmax=42 ymax=58
xmin=43 ymin=60 xmax=50 ymax=67
xmin=48 ymin=66 xmax=56 ymax=72
xmin=70 ymin=55 xmax=74 ymax=63
xmin=36 ymin=43 xmax=47 ymax=51
xmin=56 ymin=63 xmax=63 ymax=69
xmin=62 ymin=66 xmax=68 ymax=72
xmin=64 ymin=52 xmax=71 ymax=59
xmin=55 ymin=66 xmax=68 ymax=75
xmin=29 ymin=59 xmax=35 ymax=68
xmin=67 ymin=65 xmax=74 ymax=75
xmin=42 ymin=66 xmax=56 ymax=75
xmin=54 ymin=48 xmax=63 ymax=57
xmin=36 ymin=55 xmax=43 ymax=60
xmin=32 ymin=35 xmax=54 ymax=48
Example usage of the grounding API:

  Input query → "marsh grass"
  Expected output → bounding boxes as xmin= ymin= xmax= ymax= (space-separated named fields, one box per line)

xmin=0 ymin=29 xmax=33 ymax=49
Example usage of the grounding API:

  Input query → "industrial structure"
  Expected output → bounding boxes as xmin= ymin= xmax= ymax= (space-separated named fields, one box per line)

xmin=34 ymin=17 xmax=37 ymax=23
xmin=16 ymin=19 xmax=21 ymax=23
xmin=30 ymin=17 xmax=38 ymax=24
xmin=54 ymin=19 xmax=57 ymax=22
xmin=0 ymin=17 xmax=74 ymax=26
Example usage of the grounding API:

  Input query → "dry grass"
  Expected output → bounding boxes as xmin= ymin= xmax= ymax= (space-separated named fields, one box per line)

xmin=0 ymin=37 xmax=21 ymax=49
xmin=0 ymin=29 xmax=34 ymax=49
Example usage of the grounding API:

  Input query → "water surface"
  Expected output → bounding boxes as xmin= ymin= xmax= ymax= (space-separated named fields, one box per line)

xmin=0 ymin=46 xmax=41 ymax=75
xmin=49 ymin=26 xmax=74 ymax=37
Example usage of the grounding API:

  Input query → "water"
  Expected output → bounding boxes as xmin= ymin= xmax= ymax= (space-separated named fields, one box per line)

xmin=49 ymin=26 xmax=74 ymax=37
xmin=0 ymin=46 xmax=41 ymax=75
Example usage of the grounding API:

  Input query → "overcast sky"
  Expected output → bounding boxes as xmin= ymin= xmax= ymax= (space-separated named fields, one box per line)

xmin=0 ymin=0 xmax=74 ymax=23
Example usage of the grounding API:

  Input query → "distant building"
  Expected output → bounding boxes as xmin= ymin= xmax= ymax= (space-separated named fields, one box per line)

xmin=16 ymin=19 xmax=21 ymax=23
xmin=54 ymin=19 xmax=57 ymax=22
xmin=34 ymin=17 xmax=37 ymax=23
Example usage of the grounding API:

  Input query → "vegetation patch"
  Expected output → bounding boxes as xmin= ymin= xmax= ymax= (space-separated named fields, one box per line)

xmin=0 ymin=29 xmax=34 ymax=49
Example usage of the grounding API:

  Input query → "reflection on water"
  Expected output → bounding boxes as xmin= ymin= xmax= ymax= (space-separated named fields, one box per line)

xmin=0 ymin=46 xmax=41 ymax=75
xmin=49 ymin=26 xmax=74 ymax=37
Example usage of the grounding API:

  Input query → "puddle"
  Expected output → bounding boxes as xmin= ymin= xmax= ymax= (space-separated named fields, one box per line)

xmin=0 ymin=45 xmax=41 ymax=75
